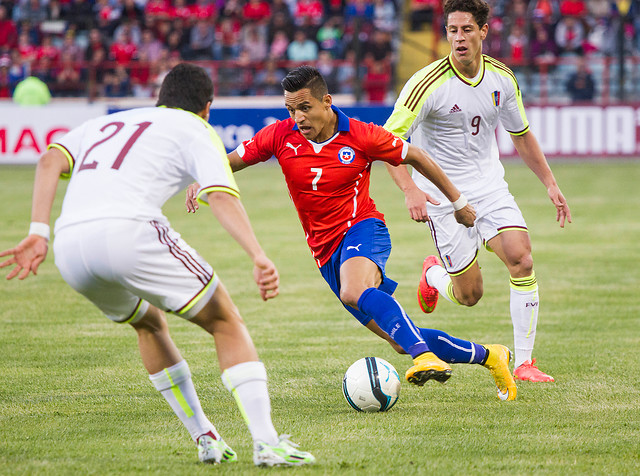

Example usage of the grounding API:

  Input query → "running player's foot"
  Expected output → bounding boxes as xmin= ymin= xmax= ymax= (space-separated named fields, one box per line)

xmin=253 ymin=435 xmax=316 ymax=467
xmin=418 ymin=255 xmax=441 ymax=313
xmin=197 ymin=433 xmax=237 ymax=464
xmin=514 ymin=358 xmax=555 ymax=382
xmin=405 ymin=351 xmax=452 ymax=386
xmin=482 ymin=344 xmax=517 ymax=401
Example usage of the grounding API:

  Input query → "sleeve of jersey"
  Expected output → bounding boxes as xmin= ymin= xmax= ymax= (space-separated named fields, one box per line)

xmin=189 ymin=126 xmax=241 ymax=205
xmin=501 ymin=76 xmax=530 ymax=136
xmin=46 ymin=123 xmax=87 ymax=179
xmin=365 ymin=123 xmax=408 ymax=165
xmin=234 ymin=122 xmax=278 ymax=166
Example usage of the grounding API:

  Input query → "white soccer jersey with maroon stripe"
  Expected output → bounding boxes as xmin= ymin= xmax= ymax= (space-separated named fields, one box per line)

xmin=51 ymin=106 xmax=238 ymax=233
xmin=384 ymin=54 xmax=529 ymax=214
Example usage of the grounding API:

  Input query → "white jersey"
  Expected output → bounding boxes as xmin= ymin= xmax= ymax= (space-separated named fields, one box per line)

xmin=384 ymin=54 xmax=529 ymax=215
xmin=52 ymin=107 xmax=238 ymax=233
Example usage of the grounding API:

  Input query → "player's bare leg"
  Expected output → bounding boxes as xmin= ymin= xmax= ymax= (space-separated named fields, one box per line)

xmin=489 ymin=230 xmax=554 ymax=382
xmin=131 ymin=305 xmax=234 ymax=464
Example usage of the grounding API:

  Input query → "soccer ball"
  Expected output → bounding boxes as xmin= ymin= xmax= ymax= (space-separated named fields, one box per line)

xmin=342 ymin=357 xmax=401 ymax=412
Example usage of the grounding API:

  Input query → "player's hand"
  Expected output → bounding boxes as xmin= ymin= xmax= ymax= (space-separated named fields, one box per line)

xmin=252 ymin=254 xmax=280 ymax=301
xmin=185 ymin=182 xmax=201 ymax=213
xmin=405 ymin=188 xmax=439 ymax=223
xmin=548 ymin=185 xmax=572 ymax=228
xmin=0 ymin=235 xmax=49 ymax=280
xmin=454 ymin=203 xmax=476 ymax=228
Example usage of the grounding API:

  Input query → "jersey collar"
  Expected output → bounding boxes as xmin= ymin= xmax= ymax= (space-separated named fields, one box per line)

xmin=292 ymin=104 xmax=351 ymax=133
xmin=448 ymin=54 xmax=485 ymax=87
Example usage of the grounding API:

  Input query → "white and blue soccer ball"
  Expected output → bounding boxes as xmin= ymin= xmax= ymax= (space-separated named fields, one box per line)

xmin=342 ymin=357 xmax=401 ymax=412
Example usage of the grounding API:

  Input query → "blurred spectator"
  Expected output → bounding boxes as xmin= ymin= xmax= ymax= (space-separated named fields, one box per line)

xmin=325 ymin=0 xmax=344 ymax=17
xmin=139 ymin=28 xmax=163 ymax=63
xmin=271 ymin=0 xmax=293 ymax=20
xmin=255 ymin=57 xmax=285 ymax=95
xmin=214 ymin=16 xmax=241 ymax=59
xmin=13 ymin=0 xmax=48 ymax=25
xmin=529 ymin=22 xmax=558 ymax=68
xmin=316 ymin=50 xmax=337 ymax=91
xmin=60 ymin=31 xmax=84 ymax=63
xmin=165 ymin=26 xmax=186 ymax=58
xmin=507 ymin=24 xmax=527 ymax=63
xmin=555 ymin=15 xmax=586 ymax=55
xmin=0 ymin=5 xmax=18 ymax=53
xmin=0 ymin=54 xmax=11 ymax=97
xmin=363 ymin=60 xmax=390 ymax=103
xmin=110 ymin=27 xmax=138 ymax=64
xmin=242 ymin=0 xmax=271 ymax=24
xmin=336 ymin=49 xmax=357 ymax=94
xmin=409 ymin=0 xmax=438 ymax=31
xmin=62 ymin=0 xmax=94 ymax=32
xmin=145 ymin=0 xmax=171 ymax=23
xmin=7 ymin=50 xmax=27 ymax=87
xmin=36 ymin=34 xmax=59 ymax=66
xmin=294 ymin=0 xmax=324 ymax=27
xmin=171 ymin=0 xmax=194 ymax=24
xmin=32 ymin=55 xmax=55 ymax=83
xmin=373 ymin=0 xmax=397 ymax=33
xmin=86 ymin=46 xmax=108 ymax=97
xmin=85 ymin=28 xmax=108 ymax=62
xmin=566 ymin=56 xmax=595 ymax=101
xmin=287 ymin=29 xmax=318 ymax=61
xmin=114 ymin=19 xmax=142 ymax=46
xmin=269 ymin=29 xmax=290 ymax=59
xmin=485 ymin=16 xmax=504 ymax=57
xmin=130 ymin=50 xmax=153 ymax=97
xmin=241 ymin=23 xmax=268 ymax=61
xmin=104 ymin=65 xmax=131 ymax=97
xmin=185 ymin=19 xmax=215 ymax=60
xmin=120 ymin=0 xmax=144 ymax=25
xmin=55 ymin=51 xmax=83 ymax=97
xmin=559 ymin=0 xmax=587 ymax=17
xmin=587 ymin=0 xmax=612 ymax=19
xmin=17 ymin=30 xmax=37 ymax=65
xmin=529 ymin=0 xmax=559 ymax=24
xmin=192 ymin=0 xmax=217 ymax=21
xmin=363 ymin=29 xmax=393 ymax=65
xmin=316 ymin=16 xmax=344 ymax=58
xmin=267 ymin=10 xmax=293 ymax=43
xmin=219 ymin=0 xmax=243 ymax=19
xmin=45 ymin=0 xmax=64 ymax=22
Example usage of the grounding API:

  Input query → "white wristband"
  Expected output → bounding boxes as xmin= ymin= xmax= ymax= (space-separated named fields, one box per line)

xmin=451 ymin=194 xmax=468 ymax=211
xmin=29 ymin=222 xmax=50 ymax=241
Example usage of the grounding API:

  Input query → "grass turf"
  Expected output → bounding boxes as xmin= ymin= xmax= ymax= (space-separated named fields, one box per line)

xmin=0 ymin=161 xmax=639 ymax=475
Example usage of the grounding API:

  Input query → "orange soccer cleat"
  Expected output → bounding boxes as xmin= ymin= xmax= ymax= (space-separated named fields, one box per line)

xmin=417 ymin=255 xmax=442 ymax=313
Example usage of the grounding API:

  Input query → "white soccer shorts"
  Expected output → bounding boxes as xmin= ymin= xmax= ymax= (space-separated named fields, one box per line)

xmin=53 ymin=218 xmax=218 ymax=323
xmin=427 ymin=191 xmax=528 ymax=275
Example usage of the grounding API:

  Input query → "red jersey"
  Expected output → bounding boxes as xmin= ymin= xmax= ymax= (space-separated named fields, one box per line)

xmin=237 ymin=106 xmax=407 ymax=267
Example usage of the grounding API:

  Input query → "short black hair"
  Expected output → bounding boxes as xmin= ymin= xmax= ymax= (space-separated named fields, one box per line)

xmin=156 ymin=63 xmax=214 ymax=114
xmin=281 ymin=65 xmax=328 ymax=101
xmin=443 ymin=0 xmax=490 ymax=28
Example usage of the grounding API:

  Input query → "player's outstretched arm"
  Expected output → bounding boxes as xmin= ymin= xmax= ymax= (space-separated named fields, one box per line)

xmin=511 ymin=131 xmax=572 ymax=227
xmin=383 ymin=162 xmax=433 ymax=223
xmin=0 ymin=148 xmax=69 ymax=280
xmin=402 ymin=144 xmax=476 ymax=227
xmin=185 ymin=151 xmax=250 ymax=213
xmin=206 ymin=191 xmax=279 ymax=301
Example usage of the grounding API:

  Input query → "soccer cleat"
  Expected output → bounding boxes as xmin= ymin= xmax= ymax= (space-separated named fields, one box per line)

xmin=482 ymin=344 xmax=517 ymax=401
xmin=253 ymin=434 xmax=316 ymax=467
xmin=197 ymin=433 xmax=237 ymax=464
xmin=514 ymin=358 xmax=555 ymax=382
xmin=405 ymin=352 xmax=452 ymax=386
xmin=418 ymin=256 xmax=442 ymax=313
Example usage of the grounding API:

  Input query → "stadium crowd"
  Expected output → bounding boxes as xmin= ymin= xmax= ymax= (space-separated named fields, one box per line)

xmin=0 ymin=0 xmax=638 ymax=101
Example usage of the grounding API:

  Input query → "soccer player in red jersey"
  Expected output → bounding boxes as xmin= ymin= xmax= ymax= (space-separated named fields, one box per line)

xmin=187 ymin=66 xmax=517 ymax=399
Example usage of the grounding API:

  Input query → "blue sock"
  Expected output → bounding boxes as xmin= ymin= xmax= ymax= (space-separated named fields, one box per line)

xmin=419 ymin=328 xmax=487 ymax=364
xmin=357 ymin=288 xmax=429 ymax=358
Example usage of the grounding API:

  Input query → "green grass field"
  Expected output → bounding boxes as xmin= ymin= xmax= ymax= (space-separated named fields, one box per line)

xmin=1 ymin=161 xmax=639 ymax=475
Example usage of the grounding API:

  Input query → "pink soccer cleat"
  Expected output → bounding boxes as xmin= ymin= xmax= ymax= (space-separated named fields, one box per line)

xmin=514 ymin=359 xmax=555 ymax=382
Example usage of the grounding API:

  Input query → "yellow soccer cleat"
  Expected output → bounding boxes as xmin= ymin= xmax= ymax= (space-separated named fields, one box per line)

xmin=482 ymin=344 xmax=517 ymax=401
xmin=405 ymin=352 xmax=452 ymax=386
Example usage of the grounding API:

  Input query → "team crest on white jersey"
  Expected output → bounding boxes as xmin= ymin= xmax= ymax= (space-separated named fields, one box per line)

xmin=338 ymin=146 xmax=356 ymax=164
xmin=491 ymin=91 xmax=501 ymax=106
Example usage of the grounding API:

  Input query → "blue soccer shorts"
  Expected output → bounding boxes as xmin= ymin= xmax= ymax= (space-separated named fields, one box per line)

xmin=319 ymin=218 xmax=398 ymax=325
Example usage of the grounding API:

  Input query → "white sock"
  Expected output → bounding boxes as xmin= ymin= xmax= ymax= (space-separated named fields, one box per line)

xmin=149 ymin=360 xmax=218 ymax=442
xmin=510 ymin=273 xmax=539 ymax=368
xmin=426 ymin=265 xmax=460 ymax=304
xmin=221 ymin=361 xmax=278 ymax=445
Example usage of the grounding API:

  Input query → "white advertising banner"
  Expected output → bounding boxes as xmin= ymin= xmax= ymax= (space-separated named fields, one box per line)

xmin=0 ymin=103 xmax=107 ymax=164
xmin=497 ymin=104 xmax=640 ymax=157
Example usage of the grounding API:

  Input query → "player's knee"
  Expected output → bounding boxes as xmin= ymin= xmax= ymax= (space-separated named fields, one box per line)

xmin=456 ymin=287 xmax=483 ymax=306
xmin=509 ymin=253 xmax=534 ymax=276
xmin=339 ymin=286 xmax=362 ymax=309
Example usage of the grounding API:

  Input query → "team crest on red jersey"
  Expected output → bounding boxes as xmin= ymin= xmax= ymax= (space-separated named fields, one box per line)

xmin=338 ymin=146 xmax=356 ymax=164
